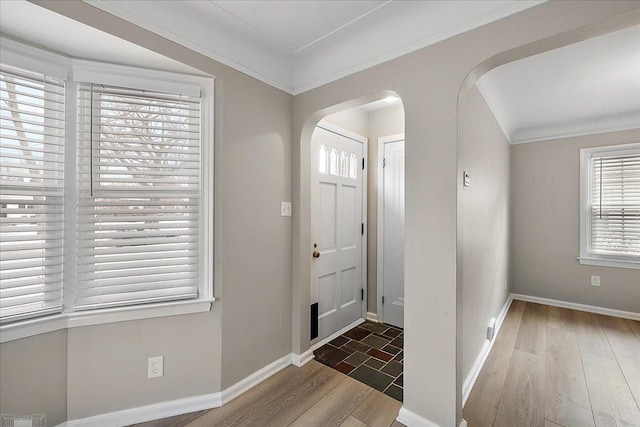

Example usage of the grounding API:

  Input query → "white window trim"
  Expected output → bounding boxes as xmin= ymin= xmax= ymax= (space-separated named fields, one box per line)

xmin=0 ymin=38 xmax=216 ymax=343
xmin=578 ymin=143 xmax=640 ymax=270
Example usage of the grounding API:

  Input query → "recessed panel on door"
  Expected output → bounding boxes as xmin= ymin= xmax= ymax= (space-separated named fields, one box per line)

xmin=341 ymin=267 xmax=356 ymax=307
xmin=342 ymin=185 xmax=357 ymax=249
xmin=319 ymin=182 xmax=337 ymax=251
xmin=318 ymin=273 xmax=336 ymax=317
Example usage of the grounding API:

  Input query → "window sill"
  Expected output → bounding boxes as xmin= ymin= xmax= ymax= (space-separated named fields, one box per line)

xmin=0 ymin=298 xmax=215 ymax=344
xmin=578 ymin=257 xmax=640 ymax=270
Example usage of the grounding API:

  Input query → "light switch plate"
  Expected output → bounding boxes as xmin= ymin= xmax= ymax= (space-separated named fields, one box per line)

xmin=591 ymin=275 xmax=600 ymax=287
xmin=281 ymin=201 xmax=292 ymax=217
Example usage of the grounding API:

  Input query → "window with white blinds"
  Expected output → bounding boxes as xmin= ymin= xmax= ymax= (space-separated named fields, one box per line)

xmin=581 ymin=143 xmax=640 ymax=268
xmin=0 ymin=65 xmax=65 ymax=323
xmin=75 ymin=84 xmax=201 ymax=310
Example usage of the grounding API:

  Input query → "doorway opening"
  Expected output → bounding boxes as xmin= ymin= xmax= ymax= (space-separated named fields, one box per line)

xmin=308 ymin=96 xmax=405 ymax=401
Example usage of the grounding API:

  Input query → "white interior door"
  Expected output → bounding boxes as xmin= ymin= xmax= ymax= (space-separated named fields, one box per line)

xmin=382 ymin=139 xmax=404 ymax=328
xmin=311 ymin=124 xmax=364 ymax=341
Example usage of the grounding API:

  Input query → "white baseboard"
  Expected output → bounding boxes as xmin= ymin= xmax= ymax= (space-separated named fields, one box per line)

xmin=221 ymin=353 xmax=291 ymax=404
xmin=310 ymin=317 xmax=365 ymax=352
xmin=511 ymin=293 xmax=640 ymax=321
xmin=64 ymin=353 xmax=292 ymax=427
xmin=462 ymin=294 xmax=513 ymax=406
xmin=291 ymin=349 xmax=315 ymax=367
xmin=366 ymin=312 xmax=379 ymax=322
xmin=65 ymin=392 xmax=222 ymax=427
xmin=396 ymin=406 xmax=441 ymax=427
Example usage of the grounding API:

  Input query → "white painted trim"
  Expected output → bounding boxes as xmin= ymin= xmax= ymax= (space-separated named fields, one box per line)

xmin=459 ymin=420 xmax=468 ymax=427
xmin=0 ymin=36 xmax=71 ymax=81
xmin=72 ymin=59 xmax=209 ymax=97
xmin=577 ymin=256 xmax=640 ymax=270
xmin=310 ymin=318 xmax=365 ymax=351
xmin=396 ymin=406 xmax=441 ymax=427
xmin=376 ymin=134 xmax=405 ymax=325
xmin=462 ymin=295 xmax=513 ymax=406
xmin=510 ymin=124 xmax=640 ymax=145
xmin=67 ymin=299 xmax=215 ymax=328
xmin=65 ymin=392 xmax=222 ymax=427
xmin=221 ymin=354 xmax=292 ymax=404
xmin=361 ymin=136 xmax=369 ymax=319
xmin=366 ymin=312 xmax=379 ymax=323
xmin=511 ymin=293 xmax=640 ymax=321
xmin=0 ymin=299 xmax=214 ymax=343
xmin=0 ymin=314 xmax=68 ymax=344
xmin=291 ymin=350 xmax=315 ymax=367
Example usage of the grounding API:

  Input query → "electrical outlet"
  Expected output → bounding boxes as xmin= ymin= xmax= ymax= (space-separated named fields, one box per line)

xmin=591 ymin=275 xmax=601 ymax=287
xmin=487 ymin=317 xmax=496 ymax=341
xmin=280 ymin=201 xmax=292 ymax=217
xmin=148 ymin=356 xmax=163 ymax=378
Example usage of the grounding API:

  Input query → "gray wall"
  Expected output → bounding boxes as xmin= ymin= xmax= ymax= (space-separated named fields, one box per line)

xmin=459 ymin=86 xmax=511 ymax=382
xmin=323 ymin=108 xmax=369 ymax=136
xmin=0 ymin=330 xmax=67 ymax=426
xmin=510 ymin=129 xmax=640 ymax=313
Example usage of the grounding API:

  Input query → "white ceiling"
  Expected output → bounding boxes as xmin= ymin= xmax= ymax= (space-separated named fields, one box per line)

xmin=0 ymin=0 xmax=202 ymax=75
xmin=476 ymin=25 xmax=640 ymax=144
xmin=85 ymin=0 xmax=545 ymax=94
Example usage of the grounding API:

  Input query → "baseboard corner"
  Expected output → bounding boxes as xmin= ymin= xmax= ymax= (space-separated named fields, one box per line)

xmin=366 ymin=312 xmax=379 ymax=322
xmin=291 ymin=350 xmax=315 ymax=367
xmin=396 ymin=406 xmax=441 ymax=427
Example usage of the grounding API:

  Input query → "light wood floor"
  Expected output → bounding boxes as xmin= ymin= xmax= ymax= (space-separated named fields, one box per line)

xmin=133 ymin=360 xmax=403 ymax=427
xmin=464 ymin=301 xmax=640 ymax=427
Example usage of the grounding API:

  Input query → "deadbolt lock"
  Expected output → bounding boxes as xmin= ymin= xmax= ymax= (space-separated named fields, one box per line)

xmin=313 ymin=251 xmax=320 ymax=259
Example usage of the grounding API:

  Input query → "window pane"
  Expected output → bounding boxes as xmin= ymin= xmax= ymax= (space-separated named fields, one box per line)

xmin=0 ymin=65 xmax=65 ymax=323
xmin=319 ymin=144 xmax=328 ymax=174
xmin=350 ymin=153 xmax=357 ymax=179
xmin=340 ymin=150 xmax=347 ymax=177
xmin=590 ymin=151 xmax=640 ymax=257
xmin=75 ymin=84 xmax=201 ymax=310
xmin=330 ymin=148 xmax=338 ymax=176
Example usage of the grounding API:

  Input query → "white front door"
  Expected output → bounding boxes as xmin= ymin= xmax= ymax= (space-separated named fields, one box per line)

xmin=311 ymin=124 xmax=365 ymax=341
xmin=382 ymin=139 xmax=404 ymax=328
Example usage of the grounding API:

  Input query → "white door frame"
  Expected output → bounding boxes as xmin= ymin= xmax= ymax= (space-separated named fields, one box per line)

xmin=376 ymin=133 xmax=405 ymax=324
xmin=311 ymin=120 xmax=368 ymax=326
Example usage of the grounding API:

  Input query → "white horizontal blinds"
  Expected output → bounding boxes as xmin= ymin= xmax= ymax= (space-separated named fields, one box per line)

xmin=590 ymin=150 xmax=640 ymax=257
xmin=0 ymin=65 xmax=65 ymax=323
xmin=76 ymin=84 xmax=201 ymax=310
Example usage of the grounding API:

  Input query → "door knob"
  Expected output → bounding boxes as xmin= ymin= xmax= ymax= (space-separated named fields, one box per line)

xmin=313 ymin=250 xmax=321 ymax=259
